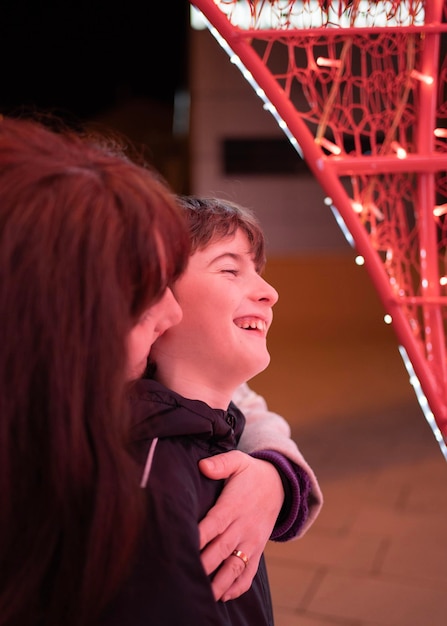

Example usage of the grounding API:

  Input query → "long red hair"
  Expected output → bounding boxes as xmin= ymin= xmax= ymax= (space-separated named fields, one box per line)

xmin=0 ymin=116 xmax=189 ymax=626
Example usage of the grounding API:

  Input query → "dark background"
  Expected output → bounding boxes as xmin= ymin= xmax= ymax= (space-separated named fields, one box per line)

xmin=0 ymin=1 xmax=190 ymax=117
xmin=0 ymin=1 xmax=191 ymax=190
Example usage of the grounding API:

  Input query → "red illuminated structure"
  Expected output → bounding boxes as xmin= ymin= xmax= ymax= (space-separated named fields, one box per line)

xmin=190 ymin=0 xmax=447 ymax=458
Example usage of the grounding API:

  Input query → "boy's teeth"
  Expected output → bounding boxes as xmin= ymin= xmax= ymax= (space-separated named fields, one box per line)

xmin=239 ymin=320 xmax=265 ymax=330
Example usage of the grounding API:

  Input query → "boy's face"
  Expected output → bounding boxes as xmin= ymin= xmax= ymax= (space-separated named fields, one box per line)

xmin=152 ymin=229 xmax=279 ymax=396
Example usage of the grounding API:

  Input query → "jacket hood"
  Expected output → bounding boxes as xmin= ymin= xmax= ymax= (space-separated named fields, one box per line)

xmin=130 ymin=378 xmax=245 ymax=451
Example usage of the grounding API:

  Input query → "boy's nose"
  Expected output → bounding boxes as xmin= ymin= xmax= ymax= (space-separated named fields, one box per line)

xmin=257 ymin=276 xmax=279 ymax=305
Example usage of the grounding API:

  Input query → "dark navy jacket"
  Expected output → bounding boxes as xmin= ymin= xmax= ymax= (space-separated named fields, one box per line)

xmin=100 ymin=378 xmax=274 ymax=626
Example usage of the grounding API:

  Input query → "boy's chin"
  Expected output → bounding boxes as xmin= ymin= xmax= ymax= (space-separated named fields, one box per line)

xmin=242 ymin=354 xmax=271 ymax=381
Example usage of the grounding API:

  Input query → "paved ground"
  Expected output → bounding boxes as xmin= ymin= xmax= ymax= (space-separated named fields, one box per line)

xmin=250 ymin=255 xmax=447 ymax=626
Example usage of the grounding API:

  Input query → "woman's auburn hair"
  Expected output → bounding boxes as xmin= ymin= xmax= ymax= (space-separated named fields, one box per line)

xmin=0 ymin=116 xmax=189 ymax=626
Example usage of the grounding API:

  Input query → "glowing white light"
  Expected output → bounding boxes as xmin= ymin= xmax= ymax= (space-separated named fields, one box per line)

xmin=355 ymin=255 xmax=364 ymax=266
xmin=316 ymin=57 xmax=341 ymax=69
xmin=390 ymin=141 xmax=407 ymax=159
xmin=242 ymin=68 xmax=253 ymax=81
xmin=317 ymin=137 xmax=342 ymax=155
xmin=410 ymin=69 xmax=434 ymax=85
xmin=433 ymin=204 xmax=447 ymax=217
xmin=190 ymin=2 xmax=426 ymax=30
xmin=398 ymin=345 xmax=447 ymax=461
xmin=384 ymin=314 xmax=392 ymax=324
xmin=289 ymin=137 xmax=300 ymax=151
xmin=369 ymin=203 xmax=384 ymax=220
xmin=328 ymin=203 xmax=354 ymax=248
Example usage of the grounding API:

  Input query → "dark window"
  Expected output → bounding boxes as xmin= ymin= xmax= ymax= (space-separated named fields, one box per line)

xmin=222 ymin=137 xmax=310 ymax=175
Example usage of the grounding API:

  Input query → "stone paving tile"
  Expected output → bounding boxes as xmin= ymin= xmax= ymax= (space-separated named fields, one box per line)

xmin=306 ymin=572 xmax=447 ymax=626
xmin=265 ymin=560 xmax=320 ymax=610
xmin=266 ymin=531 xmax=384 ymax=573
xmin=351 ymin=504 xmax=447 ymax=537
xmin=273 ymin=608 xmax=357 ymax=626
xmin=380 ymin=533 xmax=447 ymax=587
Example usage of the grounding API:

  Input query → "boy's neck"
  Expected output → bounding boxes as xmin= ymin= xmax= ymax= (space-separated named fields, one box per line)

xmin=154 ymin=366 xmax=236 ymax=410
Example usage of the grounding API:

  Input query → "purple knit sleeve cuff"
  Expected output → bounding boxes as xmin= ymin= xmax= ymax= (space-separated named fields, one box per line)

xmin=251 ymin=449 xmax=312 ymax=542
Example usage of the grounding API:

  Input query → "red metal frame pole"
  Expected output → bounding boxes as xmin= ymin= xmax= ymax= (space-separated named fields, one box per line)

xmin=415 ymin=0 xmax=447 ymax=392
xmin=190 ymin=0 xmax=447 ymax=438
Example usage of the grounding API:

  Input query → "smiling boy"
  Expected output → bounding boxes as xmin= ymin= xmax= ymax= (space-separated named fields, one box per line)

xmin=151 ymin=226 xmax=277 ymax=409
xmin=101 ymin=197 xmax=309 ymax=625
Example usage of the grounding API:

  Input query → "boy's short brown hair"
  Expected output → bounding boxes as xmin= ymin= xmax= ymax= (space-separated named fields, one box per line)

xmin=177 ymin=195 xmax=266 ymax=273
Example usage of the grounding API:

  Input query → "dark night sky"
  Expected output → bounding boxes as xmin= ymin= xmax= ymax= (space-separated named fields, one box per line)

xmin=0 ymin=1 xmax=190 ymax=122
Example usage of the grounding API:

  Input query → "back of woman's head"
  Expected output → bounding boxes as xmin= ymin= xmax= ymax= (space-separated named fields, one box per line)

xmin=177 ymin=195 xmax=266 ymax=272
xmin=0 ymin=116 xmax=189 ymax=626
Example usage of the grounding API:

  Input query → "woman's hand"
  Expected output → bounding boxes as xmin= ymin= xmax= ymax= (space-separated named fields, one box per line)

xmin=198 ymin=450 xmax=284 ymax=602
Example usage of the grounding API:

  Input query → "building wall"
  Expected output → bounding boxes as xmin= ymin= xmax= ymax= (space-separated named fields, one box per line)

xmin=188 ymin=24 xmax=350 ymax=256
xmin=187 ymin=18 xmax=395 ymax=343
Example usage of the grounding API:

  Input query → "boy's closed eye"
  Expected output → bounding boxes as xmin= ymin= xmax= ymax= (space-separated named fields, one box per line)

xmin=222 ymin=268 xmax=239 ymax=275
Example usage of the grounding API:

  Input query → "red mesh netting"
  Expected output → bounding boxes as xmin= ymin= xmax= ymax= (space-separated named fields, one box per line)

xmin=191 ymin=0 xmax=447 ymax=450
xmin=204 ymin=0 xmax=427 ymax=29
